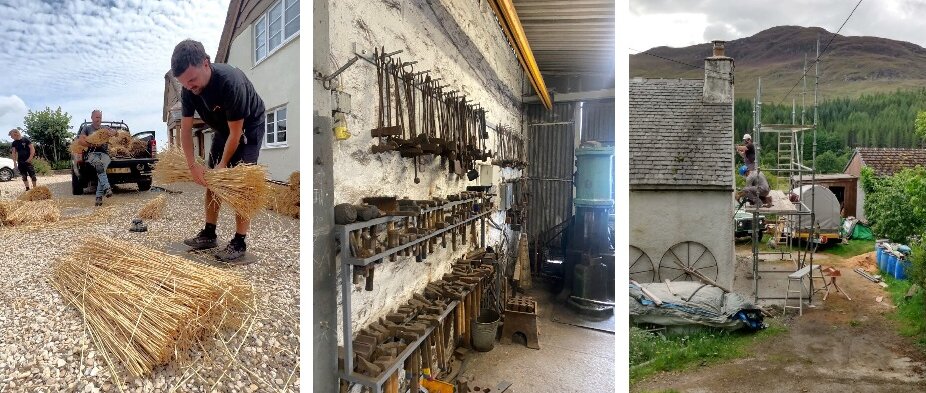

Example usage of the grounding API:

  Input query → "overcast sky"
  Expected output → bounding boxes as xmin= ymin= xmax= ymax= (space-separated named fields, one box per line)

xmin=629 ymin=0 xmax=926 ymax=52
xmin=0 ymin=0 xmax=229 ymax=144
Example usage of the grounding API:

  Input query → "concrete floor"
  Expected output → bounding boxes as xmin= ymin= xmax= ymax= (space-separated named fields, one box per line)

xmin=461 ymin=286 xmax=615 ymax=392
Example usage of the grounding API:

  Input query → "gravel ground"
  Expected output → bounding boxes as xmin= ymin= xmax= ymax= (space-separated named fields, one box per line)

xmin=0 ymin=175 xmax=300 ymax=392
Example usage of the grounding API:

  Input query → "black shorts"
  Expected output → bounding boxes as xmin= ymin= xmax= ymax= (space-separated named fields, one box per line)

xmin=17 ymin=161 xmax=36 ymax=180
xmin=208 ymin=133 xmax=261 ymax=168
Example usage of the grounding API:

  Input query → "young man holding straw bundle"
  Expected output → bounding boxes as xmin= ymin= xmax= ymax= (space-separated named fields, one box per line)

xmin=76 ymin=110 xmax=116 ymax=206
xmin=171 ymin=39 xmax=265 ymax=263
xmin=9 ymin=129 xmax=37 ymax=192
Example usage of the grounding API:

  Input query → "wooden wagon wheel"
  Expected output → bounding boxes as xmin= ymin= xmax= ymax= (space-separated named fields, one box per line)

xmin=658 ymin=241 xmax=718 ymax=282
xmin=629 ymin=245 xmax=656 ymax=283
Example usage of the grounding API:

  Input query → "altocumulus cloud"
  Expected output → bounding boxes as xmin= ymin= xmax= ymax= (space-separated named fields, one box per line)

xmin=0 ymin=0 xmax=230 ymax=142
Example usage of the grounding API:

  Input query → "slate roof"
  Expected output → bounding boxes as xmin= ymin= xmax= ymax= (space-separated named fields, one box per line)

xmin=849 ymin=148 xmax=926 ymax=177
xmin=630 ymin=78 xmax=734 ymax=190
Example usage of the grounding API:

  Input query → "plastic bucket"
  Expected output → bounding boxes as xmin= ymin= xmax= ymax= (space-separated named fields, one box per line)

xmin=471 ymin=309 xmax=500 ymax=352
xmin=895 ymin=260 xmax=910 ymax=280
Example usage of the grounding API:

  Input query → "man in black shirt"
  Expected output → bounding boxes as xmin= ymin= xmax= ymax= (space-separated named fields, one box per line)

xmin=171 ymin=39 xmax=265 ymax=263
xmin=8 ymin=129 xmax=36 ymax=191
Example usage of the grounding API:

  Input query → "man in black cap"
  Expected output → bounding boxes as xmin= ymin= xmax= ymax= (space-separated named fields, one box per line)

xmin=171 ymin=39 xmax=265 ymax=263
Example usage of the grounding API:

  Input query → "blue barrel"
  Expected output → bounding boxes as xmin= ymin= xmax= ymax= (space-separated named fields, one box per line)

xmin=887 ymin=254 xmax=898 ymax=276
xmin=875 ymin=244 xmax=884 ymax=271
xmin=895 ymin=260 xmax=909 ymax=280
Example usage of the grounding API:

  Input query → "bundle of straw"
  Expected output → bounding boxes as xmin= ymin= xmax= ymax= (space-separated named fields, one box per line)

xmin=18 ymin=185 xmax=52 ymax=201
xmin=69 ymin=142 xmax=87 ymax=157
xmin=138 ymin=194 xmax=166 ymax=220
xmin=109 ymin=145 xmax=130 ymax=158
xmin=288 ymin=171 xmax=300 ymax=192
xmin=152 ymin=148 xmax=194 ymax=184
xmin=154 ymin=149 xmax=269 ymax=220
xmin=85 ymin=129 xmax=112 ymax=146
xmin=0 ymin=200 xmax=24 ymax=224
xmin=109 ymin=131 xmax=132 ymax=147
xmin=129 ymin=139 xmax=148 ymax=157
xmin=4 ymin=199 xmax=59 ymax=226
xmin=267 ymin=183 xmax=299 ymax=219
xmin=206 ymin=164 xmax=270 ymax=220
xmin=51 ymin=236 xmax=253 ymax=378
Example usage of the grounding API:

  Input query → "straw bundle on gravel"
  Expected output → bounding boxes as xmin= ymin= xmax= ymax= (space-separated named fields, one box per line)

xmin=4 ymin=199 xmax=59 ymax=226
xmin=50 ymin=236 xmax=254 ymax=378
xmin=138 ymin=194 xmax=166 ymax=220
xmin=85 ymin=129 xmax=112 ymax=146
xmin=18 ymin=185 xmax=52 ymax=201
xmin=154 ymin=148 xmax=269 ymax=220
xmin=267 ymin=183 xmax=299 ymax=219
xmin=288 ymin=171 xmax=299 ymax=192
xmin=0 ymin=199 xmax=24 ymax=224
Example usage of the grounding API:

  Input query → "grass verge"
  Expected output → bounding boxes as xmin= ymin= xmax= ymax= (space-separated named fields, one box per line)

xmin=629 ymin=321 xmax=786 ymax=384
xmin=884 ymin=276 xmax=926 ymax=349
xmin=821 ymin=239 xmax=873 ymax=259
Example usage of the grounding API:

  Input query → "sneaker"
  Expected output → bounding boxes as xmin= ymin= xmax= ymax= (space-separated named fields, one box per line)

xmin=94 ymin=197 xmax=103 ymax=206
xmin=215 ymin=241 xmax=250 ymax=263
xmin=105 ymin=188 xmax=113 ymax=198
xmin=183 ymin=230 xmax=218 ymax=250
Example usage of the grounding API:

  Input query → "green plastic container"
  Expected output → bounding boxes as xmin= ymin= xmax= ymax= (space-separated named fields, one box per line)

xmin=574 ymin=145 xmax=614 ymax=207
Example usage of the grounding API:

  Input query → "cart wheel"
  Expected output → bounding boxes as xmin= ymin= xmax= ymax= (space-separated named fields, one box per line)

xmin=630 ymin=245 xmax=656 ymax=283
xmin=658 ymin=241 xmax=718 ymax=282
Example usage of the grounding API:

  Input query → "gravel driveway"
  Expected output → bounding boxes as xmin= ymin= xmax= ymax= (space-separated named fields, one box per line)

xmin=0 ymin=174 xmax=300 ymax=392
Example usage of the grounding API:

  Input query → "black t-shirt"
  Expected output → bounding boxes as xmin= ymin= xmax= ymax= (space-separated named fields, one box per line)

xmin=744 ymin=141 xmax=755 ymax=164
xmin=11 ymin=138 xmax=32 ymax=163
xmin=181 ymin=63 xmax=266 ymax=146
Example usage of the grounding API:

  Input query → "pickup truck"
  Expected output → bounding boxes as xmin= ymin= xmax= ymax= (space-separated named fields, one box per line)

xmin=71 ymin=121 xmax=157 ymax=195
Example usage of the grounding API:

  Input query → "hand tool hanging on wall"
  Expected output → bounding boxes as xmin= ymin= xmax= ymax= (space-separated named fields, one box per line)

xmin=371 ymin=48 xmax=402 ymax=154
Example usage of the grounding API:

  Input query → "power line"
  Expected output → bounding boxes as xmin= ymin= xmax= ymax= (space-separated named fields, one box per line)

xmin=775 ymin=0 xmax=864 ymax=106
xmin=629 ymin=48 xmax=733 ymax=82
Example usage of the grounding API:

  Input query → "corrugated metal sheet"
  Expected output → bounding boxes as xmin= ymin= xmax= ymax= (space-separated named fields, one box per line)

xmin=525 ymin=102 xmax=576 ymax=242
xmin=580 ymin=99 xmax=614 ymax=143
xmin=512 ymin=0 xmax=615 ymax=74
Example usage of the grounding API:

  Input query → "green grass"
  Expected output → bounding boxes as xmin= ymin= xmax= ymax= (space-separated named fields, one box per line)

xmin=629 ymin=322 xmax=786 ymax=384
xmin=821 ymin=239 xmax=874 ymax=258
xmin=884 ymin=276 xmax=926 ymax=349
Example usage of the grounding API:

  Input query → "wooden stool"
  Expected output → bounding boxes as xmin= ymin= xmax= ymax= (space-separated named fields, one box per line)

xmin=500 ymin=295 xmax=540 ymax=349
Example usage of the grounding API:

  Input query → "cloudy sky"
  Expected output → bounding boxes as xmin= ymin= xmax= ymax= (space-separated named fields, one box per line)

xmin=0 ymin=0 xmax=230 ymax=144
xmin=629 ymin=0 xmax=926 ymax=52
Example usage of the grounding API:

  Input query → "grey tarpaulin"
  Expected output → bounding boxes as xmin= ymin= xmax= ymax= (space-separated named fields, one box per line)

xmin=630 ymin=281 xmax=764 ymax=331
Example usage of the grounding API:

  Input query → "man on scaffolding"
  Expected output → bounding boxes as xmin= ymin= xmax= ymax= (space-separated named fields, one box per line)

xmin=737 ymin=165 xmax=772 ymax=208
xmin=736 ymin=133 xmax=756 ymax=171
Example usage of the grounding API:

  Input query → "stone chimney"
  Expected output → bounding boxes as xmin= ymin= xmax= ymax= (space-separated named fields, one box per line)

xmin=703 ymin=40 xmax=734 ymax=104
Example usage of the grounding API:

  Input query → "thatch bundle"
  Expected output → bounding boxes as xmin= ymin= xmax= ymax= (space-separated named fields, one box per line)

xmin=206 ymin=165 xmax=270 ymax=220
xmin=152 ymin=148 xmax=194 ymax=184
xmin=108 ymin=131 xmax=132 ymax=148
xmin=85 ymin=129 xmax=112 ymax=146
xmin=154 ymin=149 xmax=269 ymax=220
xmin=50 ymin=236 xmax=254 ymax=378
xmin=0 ymin=200 xmax=24 ymax=224
xmin=138 ymin=194 xmax=166 ymax=220
xmin=267 ymin=183 xmax=299 ymax=219
xmin=3 ymin=199 xmax=59 ymax=226
xmin=69 ymin=142 xmax=87 ymax=157
xmin=288 ymin=171 xmax=300 ymax=192
xmin=130 ymin=139 xmax=148 ymax=157
xmin=18 ymin=185 xmax=52 ymax=201
xmin=109 ymin=145 xmax=131 ymax=158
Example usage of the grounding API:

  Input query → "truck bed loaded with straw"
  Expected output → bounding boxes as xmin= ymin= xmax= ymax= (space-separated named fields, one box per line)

xmin=69 ymin=121 xmax=158 ymax=195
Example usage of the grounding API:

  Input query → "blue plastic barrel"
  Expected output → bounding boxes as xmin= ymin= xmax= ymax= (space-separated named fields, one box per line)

xmin=887 ymin=254 xmax=898 ymax=276
xmin=895 ymin=260 xmax=909 ymax=280
xmin=876 ymin=246 xmax=884 ymax=271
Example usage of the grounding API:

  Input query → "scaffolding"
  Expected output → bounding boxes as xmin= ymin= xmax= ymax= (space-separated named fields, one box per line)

xmin=745 ymin=39 xmax=825 ymax=304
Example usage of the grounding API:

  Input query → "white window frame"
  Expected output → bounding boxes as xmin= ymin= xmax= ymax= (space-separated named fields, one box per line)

xmin=264 ymin=105 xmax=288 ymax=149
xmin=253 ymin=0 xmax=300 ymax=65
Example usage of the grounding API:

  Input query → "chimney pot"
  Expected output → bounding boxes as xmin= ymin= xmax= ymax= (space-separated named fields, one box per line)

xmin=712 ymin=40 xmax=726 ymax=57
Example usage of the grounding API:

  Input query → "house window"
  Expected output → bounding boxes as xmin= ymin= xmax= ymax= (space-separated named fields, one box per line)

xmin=265 ymin=106 xmax=287 ymax=147
xmin=254 ymin=0 xmax=300 ymax=63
